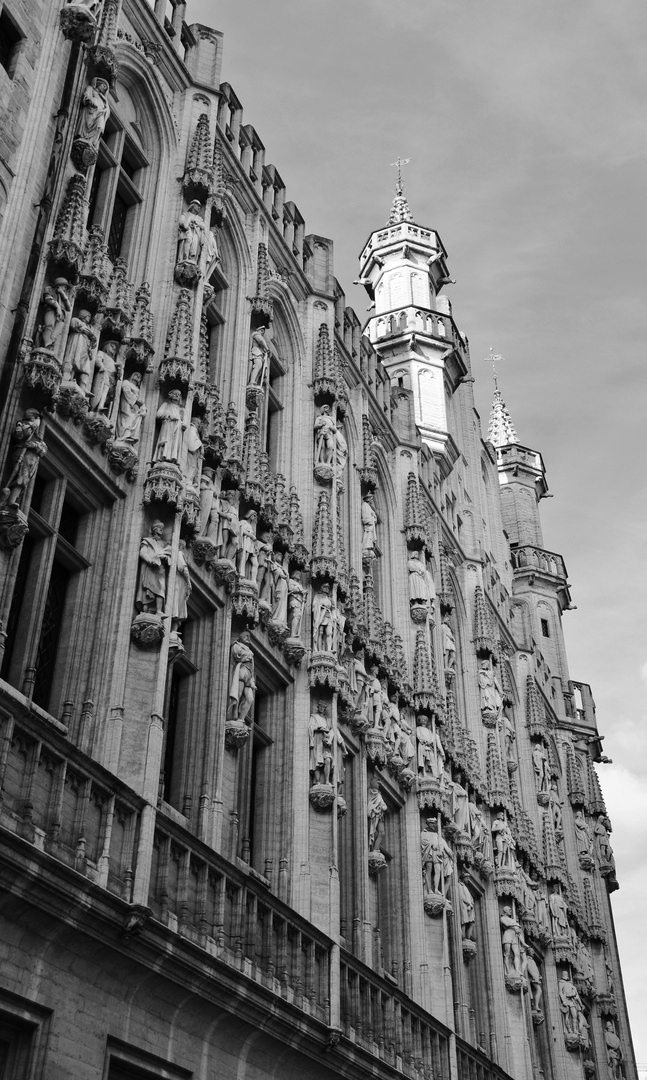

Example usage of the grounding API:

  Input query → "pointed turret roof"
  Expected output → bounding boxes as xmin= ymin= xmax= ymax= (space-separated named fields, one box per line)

xmin=485 ymin=349 xmax=519 ymax=448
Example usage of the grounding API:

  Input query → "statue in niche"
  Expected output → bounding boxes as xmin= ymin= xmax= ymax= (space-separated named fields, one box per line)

xmin=548 ymin=779 xmax=564 ymax=834
xmin=255 ymin=531 xmax=274 ymax=603
xmin=503 ymin=713 xmax=516 ymax=761
xmin=63 ymin=309 xmax=97 ymax=392
xmin=491 ymin=811 xmax=515 ymax=870
xmin=469 ymin=798 xmax=489 ymax=859
xmin=0 ymin=411 xmax=45 ymax=510
xmin=177 ymin=200 xmax=206 ymax=264
xmin=442 ymin=616 xmax=456 ymax=670
xmin=448 ymin=772 xmax=470 ymax=834
xmin=458 ymin=879 xmax=475 ymax=941
xmin=76 ymin=78 xmax=110 ymax=147
xmin=367 ymin=777 xmax=387 ymax=853
xmin=532 ymin=741 xmax=549 ymax=792
xmin=407 ymin=551 xmax=435 ymax=615
xmin=351 ymin=651 xmax=369 ymax=727
xmin=334 ymin=602 xmax=346 ymax=662
xmin=367 ymin=667 xmax=384 ymax=730
xmin=312 ymin=582 xmax=335 ymax=652
xmin=383 ymin=695 xmax=401 ymax=753
xmin=575 ymin=937 xmax=596 ymax=985
xmin=361 ymin=494 xmax=378 ymax=556
xmin=535 ymin=887 xmax=550 ymax=939
xmin=549 ymin=885 xmax=569 ymax=938
xmin=154 ymin=390 xmax=185 ymax=463
xmin=478 ymin=659 xmax=502 ymax=723
xmin=114 ymin=371 xmax=146 ymax=445
xmin=287 ymin=571 xmax=305 ymax=638
xmin=90 ymin=340 xmax=120 ymax=413
xmin=209 ymin=489 xmax=239 ymax=562
xmin=205 ymin=228 xmax=220 ymax=273
xmin=237 ymin=510 xmax=259 ymax=581
xmin=313 ymin=404 xmax=337 ymax=465
xmin=136 ymin=521 xmax=172 ymax=614
xmin=605 ymin=950 xmax=616 ymax=997
xmin=558 ymin=970 xmax=587 ymax=1039
xmin=36 ymin=278 xmax=71 ymax=350
xmin=335 ymin=422 xmax=348 ymax=473
xmin=574 ymin=809 xmax=594 ymax=860
xmin=309 ymin=703 xmax=335 ymax=786
xmin=170 ymin=539 xmax=191 ymax=634
xmin=248 ymin=325 xmax=278 ymax=386
xmin=184 ymin=420 xmax=204 ymax=489
xmin=604 ymin=1022 xmax=623 ymax=1080
xmin=271 ymin=551 xmax=289 ymax=625
xmin=416 ymin=721 xmax=445 ymax=779
xmin=523 ymin=946 xmax=543 ymax=1014
xmin=396 ymin=709 xmax=416 ymax=767
xmin=520 ymin=869 xmax=538 ymax=920
xmin=420 ymin=817 xmax=452 ymax=897
xmin=594 ymin=815 xmax=614 ymax=866
xmin=228 ymin=631 xmax=256 ymax=723
xmin=500 ymin=905 xmax=523 ymax=977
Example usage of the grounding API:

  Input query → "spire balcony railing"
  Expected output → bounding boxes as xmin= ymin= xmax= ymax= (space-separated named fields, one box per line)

xmin=509 ymin=545 xmax=567 ymax=582
xmin=373 ymin=305 xmax=467 ymax=354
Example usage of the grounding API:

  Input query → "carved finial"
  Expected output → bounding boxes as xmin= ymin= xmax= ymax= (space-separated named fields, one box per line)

xmin=388 ymin=157 xmax=413 ymax=225
xmin=485 ymin=732 xmax=509 ymax=810
xmin=485 ymin=348 xmax=519 ymax=448
xmin=183 ymin=113 xmax=213 ymax=201
xmin=412 ymin=628 xmax=441 ymax=715
xmin=473 ymin=586 xmax=496 ymax=657
xmin=159 ymin=289 xmax=194 ymax=388
xmin=541 ymin=810 xmax=564 ymax=883
xmin=242 ymin=410 xmax=263 ymax=507
xmin=525 ymin=676 xmax=547 ymax=740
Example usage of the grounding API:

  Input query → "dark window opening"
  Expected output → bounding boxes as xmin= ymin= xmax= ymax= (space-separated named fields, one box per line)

xmin=57 ymin=502 xmax=80 ymax=546
xmin=162 ymin=668 xmax=182 ymax=804
xmin=541 ymin=618 xmax=550 ymax=638
xmin=107 ymin=191 xmax=129 ymax=262
xmin=87 ymin=164 xmax=105 ymax=226
xmin=32 ymin=561 xmax=69 ymax=709
xmin=0 ymin=9 xmax=22 ymax=77
xmin=0 ymin=536 xmax=33 ymax=681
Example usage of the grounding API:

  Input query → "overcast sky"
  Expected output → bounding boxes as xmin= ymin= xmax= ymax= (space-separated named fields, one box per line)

xmin=193 ymin=0 xmax=647 ymax=1057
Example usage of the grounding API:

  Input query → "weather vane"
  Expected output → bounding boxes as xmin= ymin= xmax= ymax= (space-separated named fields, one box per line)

xmin=389 ymin=156 xmax=410 ymax=196
xmin=484 ymin=346 xmax=505 ymax=392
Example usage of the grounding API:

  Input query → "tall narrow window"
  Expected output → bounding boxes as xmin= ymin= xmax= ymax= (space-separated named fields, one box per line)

xmin=87 ymin=118 xmax=148 ymax=264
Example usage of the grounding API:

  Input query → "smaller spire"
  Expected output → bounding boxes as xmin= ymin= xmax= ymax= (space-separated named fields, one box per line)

xmin=485 ymin=348 xmax=519 ymax=448
xmin=388 ymin=156 xmax=413 ymax=225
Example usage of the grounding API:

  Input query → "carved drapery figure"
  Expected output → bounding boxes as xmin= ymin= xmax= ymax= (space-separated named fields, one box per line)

xmin=115 ymin=372 xmax=146 ymax=444
xmin=171 ymin=540 xmax=191 ymax=631
xmin=500 ymin=906 xmax=523 ymax=976
xmin=532 ymin=742 xmax=549 ymax=792
xmin=313 ymin=405 xmax=337 ymax=465
xmin=334 ymin=603 xmax=346 ymax=661
xmin=367 ymin=667 xmax=384 ymax=730
xmin=549 ymin=886 xmax=569 ymax=938
xmin=361 ymin=495 xmax=378 ymax=554
xmin=421 ymin=819 xmax=442 ymax=895
xmin=396 ymin=709 xmax=416 ymax=766
xmin=408 ymin=551 xmax=435 ymax=611
xmin=417 ymin=722 xmax=445 ymax=778
xmin=287 ymin=572 xmax=305 ymax=638
xmin=136 ymin=522 xmax=171 ymax=614
xmin=352 ymin=651 xmax=369 ymax=725
xmin=36 ymin=279 xmax=70 ymax=350
xmin=271 ymin=551 xmax=289 ymax=624
xmin=76 ymin=78 xmax=110 ymax=147
xmin=478 ymin=660 xmax=502 ymax=722
xmin=177 ymin=200 xmax=206 ymax=264
xmin=604 ymin=1022 xmax=623 ymax=1080
xmin=503 ymin=714 xmax=516 ymax=760
xmin=63 ymin=309 xmax=97 ymax=391
xmin=335 ymin=422 xmax=348 ymax=472
xmin=367 ymin=777 xmax=387 ymax=853
xmin=491 ymin=812 xmax=515 ymax=870
xmin=469 ymin=799 xmax=490 ymax=860
xmin=184 ymin=421 xmax=203 ymax=489
xmin=154 ymin=390 xmax=184 ymax=462
xmin=248 ymin=325 xmax=278 ymax=386
xmin=255 ymin=532 xmax=273 ymax=602
xmin=228 ymin=632 xmax=255 ymax=723
xmin=524 ymin=948 xmax=543 ymax=1013
xmin=209 ymin=489 xmax=239 ymax=561
xmin=548 ymin=780 xmax=563 ymax=833
xmin=573 ymin=810 xmax=594 ymax=859
xmin=312 ymin=583 xmax=334 ymax=652
xmin=558 ymin=970 xmax=586 ymax=1037
xmin=309 ymin=703 xmax=335 ymax=786
xmin=594 ymin=815 xmax=614 ymax=866
xmin=449 ymin=774 xmax=470 ymax=833
xmin=237 ymin=511 xmax=259 ymax=581
xmin=0 ymin=411 xmax=45 ymax=510
xmin=90 ymin=340 xmax=120 ymax=412
xmin=442 ymin=617 xmax=456 ymax=670
xmin=458 ymin=880 xmax=475 ymax=940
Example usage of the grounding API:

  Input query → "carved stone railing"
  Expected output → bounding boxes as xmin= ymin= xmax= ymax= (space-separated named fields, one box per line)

xmin=510 ymin=545 xmax=567 ymax=582
xmin=340 ymin=950 xmax=451 ymax=1079
xmin=149 ymin=814 xmax=331 ymax=1023
xmin=456 ymin=1037 xmax=515 ymax=1080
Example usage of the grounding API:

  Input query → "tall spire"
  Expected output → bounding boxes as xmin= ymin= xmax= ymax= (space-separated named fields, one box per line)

xmin=485 ymin=348 xmax=519 ymax=448
xmin=388 ymin=156 xmax=413 ymax=225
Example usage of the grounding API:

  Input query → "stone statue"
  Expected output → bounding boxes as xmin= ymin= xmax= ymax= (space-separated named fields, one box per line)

xmin=255 ymin=531 xmax=274 ymax=603
xmin=367 ymin=667 xmax=384 ymax=730
xmin=524 ymin=948 xmax=543 ymax=1013
xmin=351 ymin=651 xmax=369 ymax=726
xmin=416 ymin=722 xmax=445 ymax=778
xmin=90 ymin=339 xmax=120 ymax=412
xmin=458 ymin=879 xmax=475 ymax=941
xmin=36 ymin=279 xmax=70 ymax=349
xmin=532 ymin=742 xmax=549 ymax=792
xmin=248 ymin=325 xmax=278 ymax=386
xmin=500 ymin=906 xmax=523 ymax=976
xmin=335 ymin=422 xmax=348 ymax=472
xmin=503 ymin=714 xmax=516 ymax=761
xmin=76 ymin=78 xmax=110 ymax=147
xmin=228 ymin=632 xmax=256 ymax=723
xmin=0 ymin=411 xmax=46 ymax=510
xmin=271 ymin=551 xmax=289 ymax=625
xmin=407 ymin=551 xmax=435 ymax=613
xmin=334 ymin=602 xmax=346 ymax=662
xmin=420 ymin=818 xmax=442 ymax=895
xmin=395 ymin=709 xmax=416 ymax=767
xmin=209 ymin=489 xmax=239 ymax=561
xmin=491 ymin=812 xmax=515 ymax=870
xmin=367 ymin=777 xmax=387 ymax=853
xmin=237 ymin=510 xmax=259 ymax=581
xmin=309 ymin=703 xmax=334 ymax=786
xmin=478 ymin=659 xmax=502 ymax=723
xmin=469 ymin=798 xmax=488 ymax=858
xmin=136 ymin=522 xmax=172 ymax=614
xmin=114 ymin=371 xmax=146 ymax=444
xmin=549 ymin=886 xmax=569 ymax=938
xmin=448 ymin=773 xmax=470 ymax=834
xmin=536 ymin=887 xmax=550 ymax=939
xmin=604 ymin=1021 xmax=623 ymax=1079
xmin=548 ymin=780 xmax=563 ymax=833
xmin=170 ymin=540 xmax=191 ymax=632
xmin=154 ymin=390 xmax=185 ymax=462
xmin=63 ymin=309 xmax=97 ymax=391
xmin=361 ymin=494 xmax=378 ymax=555
xmin=184 ymin=421 xmax=203 ymax=489
xmin=205 ymin=228 xmax=220 ymax=272
xmin=287 ymin=572 xmax=305 ymax=638
xmin=313 ymin=405 xmax=337 ymax=465
xmin=177 ymin=200 xmax=206 ymax=264
xmin=442 ymin=616 xmax=456 ymax=670
xmin=594 ymin=815 xmax=614 ymax=866
xmin=573 ymin=809 xmax=594 ymax=860
xmin=312 ymin=583 xmax=334 ymax=652
xmin=558 ymin=970 xmax=586 ymax=1037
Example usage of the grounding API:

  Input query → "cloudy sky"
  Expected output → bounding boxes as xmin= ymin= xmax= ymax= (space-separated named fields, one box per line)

xmin=193 ymin=0 xmax=646 ymax=1056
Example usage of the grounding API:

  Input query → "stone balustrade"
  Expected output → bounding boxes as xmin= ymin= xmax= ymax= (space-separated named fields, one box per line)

xmin=510 ymin=545 xmax=567 ymax=581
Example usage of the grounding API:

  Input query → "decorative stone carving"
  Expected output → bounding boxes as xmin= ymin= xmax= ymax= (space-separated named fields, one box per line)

xmin=458 ymin=879 xmax=476 ymax=959
xmin=154 ymin=391 xmax=185 ymax=463
xmin=558 ymin=970 xmax=590 ymax=1051
xmin=491 ymin=811 xmax=515 ymax=871
xmin=136 ymin=522 xmax=171 ymax=615
xmin=227 ymin=632 xmax=255 ymax=725
xmin=89 ymin=339 xmax=120 ymax=413
xmin=0 ymin=411 xmax=46 ymax=511
xmin=62 ymin=309 xmax=97 ymax=392
xmin=594 ymin=815 xmax=615 ymax=875
xmin=112 ymin=371 xmax=145 ymax=446
xmin=309 ymin=702 xmax=336 ymax=810
xmin=60 ymin=0 xmax=101 ymax=43
xmin=160 ymin=289 xmax=194 ymax=387
xmin=532 ymin=740 xmax=550 ymax=804
xmin=71 ymin=77 xmax=110 ymax=169
xmin=501 ymin=905 xmax=524 ymax=991
xmin=442 ymin=616 xmax=456 ymax=672
xmin=367 ymin=777 xmax=388 ymax=875
xmin=312 ymin=583 xmax=335 ymax=653
xmin=573 ymin=810 xmax=595 ymax=870
xmin=183 ymin=113 xmax=214 ymax=202
xmin=236 ymin=510 xmax=259 ymax=581
xmin=248 ymin=325 xmax=277 ymax=387
xmin=549 ymin=885 xmax=570 ymax=942
xmin=287 ymin=571 xmax=305 ymax=639
xmin=175 ymin=200 xmax=205 ymax=286
xmin=421 ymin=817 xmax=453 ymax=914
xmin=604 ymin=1021 xmax=623 ymax=1079
xmin=313 ymin=404 xmax=337 ymax=483
xmin=361 ymin=493 xmax=378 ymax=564
xmin=548 ymin=779 xmax=564 ymax=837
xmin=478 ymin=659 xmax=502 ymax=727
xmin=408 ymin=550 xmax=435 ymax=622
xmin=36 ymin=279 xmax=71 ymax=352
xmin=523 ymin=946 xmax=544 ymax=1023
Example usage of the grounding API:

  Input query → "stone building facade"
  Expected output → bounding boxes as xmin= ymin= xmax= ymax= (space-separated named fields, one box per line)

xmin=0 ymin=3 xmax=638 ymax=1080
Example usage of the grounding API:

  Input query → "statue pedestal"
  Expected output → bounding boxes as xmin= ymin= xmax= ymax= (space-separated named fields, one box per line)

xmin=462 ymin=939 xmax=477 ymax=963
xmin=224 ymin=720 xmax=250 ymax=751
xmin=0 ymin=507 xmax=28 ymax=552
xmin=309 ymin=783 xmax=335 ymax=812
xmin=368 ymin=851 xmax=387 ymax=878
xmin=423 ymin=892 xmax=446 ymax=917
xmin=130 ymin=613 xmax=165 ymax=650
